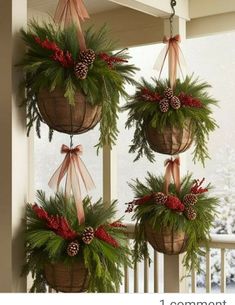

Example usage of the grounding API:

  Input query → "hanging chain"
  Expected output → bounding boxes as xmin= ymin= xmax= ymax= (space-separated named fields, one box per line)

xmin=169 ymin=0 xmax=177 ymax=37
xmin=70 ymin=134 xmax=74 ymax=148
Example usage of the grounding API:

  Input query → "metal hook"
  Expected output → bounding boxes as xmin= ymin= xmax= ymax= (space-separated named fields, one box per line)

xmin=169 ymin=0 xmax=177 ymax=37
xmin=70 ymin=134 xmax=74 ymax=148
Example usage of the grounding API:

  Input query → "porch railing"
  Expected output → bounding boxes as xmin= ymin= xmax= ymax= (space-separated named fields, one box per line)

xmin=121 ymin=223 xmax=235 ymax=293
xmin=47 ymin=224 xmax=235 ymax=293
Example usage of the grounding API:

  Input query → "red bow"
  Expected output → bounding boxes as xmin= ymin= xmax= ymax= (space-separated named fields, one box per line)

xmin=48 ymin=144 xmax=95 ymax=224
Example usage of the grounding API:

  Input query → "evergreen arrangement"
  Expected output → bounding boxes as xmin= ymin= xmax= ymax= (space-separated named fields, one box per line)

xmin=23 ymin=191 xmax=131 ymax=292
xmin=123 ymin=75 xmax=218 ymax=165
xmin=20 ymin=20 xmax=137 ymax=148
xmin=126 ymin=172 xmax=219 ymax=272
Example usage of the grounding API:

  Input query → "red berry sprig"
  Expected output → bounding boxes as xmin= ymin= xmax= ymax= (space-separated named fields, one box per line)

xmin=190 ymin=178 xmax=208 ymax=194
xmin=32 ymin=204 xmax=78 ymax=240
xmin=95 ymin=226 xmax=119 ymax=248
xmin=165 ymin=195 xmax=185 ymax=212
xmin=99 ymin=52 xmax=128 ymax=68
xmin=139 ymin=88 xmax=161 ymax=102
xmin=125 ymin=194 xmax=154 ymax=212
xmin=34 ymin=37 xmax=74 ymax=68
xmin=179 ymin=92 xmax=203 ymax=108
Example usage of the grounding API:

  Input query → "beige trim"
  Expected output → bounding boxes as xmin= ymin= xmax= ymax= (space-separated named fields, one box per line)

xmin=0 ymin=0 xmax=27 ymax=292
xmin=187 ymin=12 xmax=235 ymax=39
xmin=190 ymin=0 xmax=235 ymax=19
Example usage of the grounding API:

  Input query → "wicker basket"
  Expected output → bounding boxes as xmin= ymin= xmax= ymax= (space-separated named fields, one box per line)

xmin=145 ymin=223 xmax=188 ymax=255
xmin=44 ymin=262 xmax=89 ymax=293
xmin=37 ymin=88 xmax=101 ymax=135
xmin=145 ymin=120 xmax=193 ymax=155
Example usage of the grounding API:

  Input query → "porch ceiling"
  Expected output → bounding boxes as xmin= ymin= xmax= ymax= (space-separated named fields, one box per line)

xmin=28 ymin=0 xmax=120 ymax=15
xmin=28 ymin=0 xmax=235 ymax=20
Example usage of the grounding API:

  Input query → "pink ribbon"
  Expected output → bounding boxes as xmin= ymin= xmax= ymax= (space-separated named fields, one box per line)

xmin=164 ymin=157 xmax=181 ymax=194
xmin=154 ymin=35 xmax=185 ymax=89
xmin=48 ymin=144 xmax=95 ymax=224
xmin=54 ymin=0 xmax=89 ymax=51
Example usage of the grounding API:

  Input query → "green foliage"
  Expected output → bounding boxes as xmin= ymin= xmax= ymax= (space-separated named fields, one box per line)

xmin=23 ymin=191 xmax=131 ymax=292
xmin=123 ymin=75 xmax=218 ymax=166
xmin=20 ymin=20 xmax=138 ymax=148
xmin=128 ymin=173 xmax=219 ymax=272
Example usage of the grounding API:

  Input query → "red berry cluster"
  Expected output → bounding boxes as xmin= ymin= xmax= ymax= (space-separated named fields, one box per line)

xmin=109 ymin=221 xmax=126 ymax=228
xmin=99 ymin=52 xmax=128 ymax=68
xmin=165 ymin=195 xmax=185 ymax=212
xmin=190 ymin=178 xmax=208 ymax=194
xmin=178 ymin=92 xmax=203 ymax=108
xmin=125 ymin=193 xmax=185 ymax=213
xmin=34 ymin=37 xmax=74 ymax=68
xmin=139 ymin=88 xmax=161 ymax=102
xmin=95 ymin=226 xmax=119 ymax=248
xmin=139 ymin=88 xmax=203 ymax=109
xmin=32 ymin=204 xmax=78 ymax=240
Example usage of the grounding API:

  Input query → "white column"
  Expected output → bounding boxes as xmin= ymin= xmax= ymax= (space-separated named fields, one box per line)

xmin=0 ymin=0 xmax=28 ymax=292
xmin=103 ymin=145 xmax=117 ymax=206
xmin=163 ymin=16 xmax=188 ymax=293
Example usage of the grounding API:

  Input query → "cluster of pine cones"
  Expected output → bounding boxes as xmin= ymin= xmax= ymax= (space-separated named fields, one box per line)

xmin=153 ymin=191 xmax=198 ymax=221
xmin=67 ymin=226 xmax=95 ymax=257
xmin=74 ymin=49 xmax=96 ymax=79
xmin=159 ymin=87 xmax=181 ymax=112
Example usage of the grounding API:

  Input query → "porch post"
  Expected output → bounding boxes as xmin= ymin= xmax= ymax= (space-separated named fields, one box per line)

xmin=163 ymin=16 xmax=189 ymax=293
xmin=0 ymin=0 xmax=28 ymax=292
xmin=103 ymin=145 xmax=117 ymax=206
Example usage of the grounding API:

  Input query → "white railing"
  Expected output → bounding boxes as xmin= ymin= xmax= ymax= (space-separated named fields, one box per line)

xmin=47 ymin=225 xmax=235 ymax=293
xmin=122 ymin=223 xmax=235 ymax=293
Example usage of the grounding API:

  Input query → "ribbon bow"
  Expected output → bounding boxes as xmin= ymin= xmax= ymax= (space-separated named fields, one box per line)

xmin=164 ymin=157 xmax=181 ymax=194
xmin=48 ymin=144 xmax=95 ymax=224
xmin=154 ymin=34 xmax=186 ymax=89
xmin=54 ymin=0 xmax=89 ymax=51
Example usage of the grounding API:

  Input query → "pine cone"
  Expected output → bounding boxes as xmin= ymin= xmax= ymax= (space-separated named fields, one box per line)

xmin=170 ymin=96 xmax=181 ymax=110
xmin=185 ymin=206 xmax=197 ymax=220
xmin=67 ymin=240 xmax=80 ymax=256
xmin=82 ymin=227 xmax=94 ymax=245
xmin=159 ymin=98 xmax=170 ymax=113
xmin=80 ymin=49 xmax=96 ymax=65
xmin=164 ymin=87 xmax=173 ymax=100
xmin=74 ymin=62 xmax=88 ymax=79
xmin=153 ymin=192 xmax=167 ymax=205
xmin=183 ymin=193 xmax=198 ymax=206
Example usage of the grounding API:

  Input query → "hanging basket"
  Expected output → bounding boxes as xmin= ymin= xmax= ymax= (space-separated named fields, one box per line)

xmin=44 ymin=262 xmax=89 ymax=293
xmin=144 ymin=223 xmax=188 ymax=255
xmin=37 ymin=88 xmax=102 ymax=135
xmin=145 ymin=119 xmax=193 ymax=155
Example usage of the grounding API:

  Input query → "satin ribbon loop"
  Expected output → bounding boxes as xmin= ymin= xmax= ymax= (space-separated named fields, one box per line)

xmin=48 ymin=144 xmax=95 ymax=225
xmin=154 ymin=34 xmax=186 ymax=89
xmin=164 ymin=157 xmax=181 ymax=195
xmin=54 ymin=0 xmax=89 ymax=50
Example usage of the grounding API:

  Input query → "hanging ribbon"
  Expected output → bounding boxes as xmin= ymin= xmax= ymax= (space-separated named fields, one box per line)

xmin=54 ymin=0 xmax=89 ymax=51
xmin=154 ymin=35 xmax=186 ymax=89
xmin=48 ymin=144 xmax=95 ymax=224
xmin=164 ymin=156 xmax=181 ymax=194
